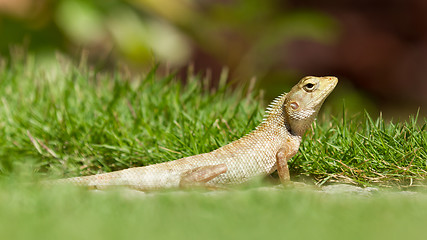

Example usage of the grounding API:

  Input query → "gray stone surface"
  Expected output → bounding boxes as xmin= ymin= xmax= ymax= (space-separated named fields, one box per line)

xmin=89 ymin=183 xmax=423 ymax=198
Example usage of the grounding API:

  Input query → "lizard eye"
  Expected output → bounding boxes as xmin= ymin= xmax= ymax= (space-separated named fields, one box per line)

xmin=303 ymin=83 xmax=315 ymax=92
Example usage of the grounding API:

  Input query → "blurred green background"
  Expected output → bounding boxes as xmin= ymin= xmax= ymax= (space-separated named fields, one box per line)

xmin=0 ymin=0 xmax=426 ymax=117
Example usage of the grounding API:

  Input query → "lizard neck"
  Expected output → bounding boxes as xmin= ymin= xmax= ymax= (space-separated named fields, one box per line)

xmin=255 ymin=92 xmax=298 ymax=139
xmin=255 ymin=92 xmax=309 ymax=146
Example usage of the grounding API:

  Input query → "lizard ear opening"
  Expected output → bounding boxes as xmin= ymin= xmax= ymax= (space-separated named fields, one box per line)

xmin=290 ymin=101 xmax=299 ymax=110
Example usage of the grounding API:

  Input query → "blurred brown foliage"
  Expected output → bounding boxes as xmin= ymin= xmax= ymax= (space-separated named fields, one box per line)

xmin=287 ymin=0 xmax=427 ymax=115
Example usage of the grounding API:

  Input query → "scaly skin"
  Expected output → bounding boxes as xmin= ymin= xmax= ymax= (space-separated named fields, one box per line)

xmin=55 ymin=76 xmax=338 ymax=190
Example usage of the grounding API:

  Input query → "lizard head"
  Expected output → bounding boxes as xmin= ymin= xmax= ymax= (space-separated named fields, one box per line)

xmin=284 ymin=76 xmax=338 ymax=136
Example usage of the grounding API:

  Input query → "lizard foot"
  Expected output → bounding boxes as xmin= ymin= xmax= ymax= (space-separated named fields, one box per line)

xmin=276 ymin=147 xmax=292 ymax=184
xmin=179 ymin=164 xmax=227 ymax=189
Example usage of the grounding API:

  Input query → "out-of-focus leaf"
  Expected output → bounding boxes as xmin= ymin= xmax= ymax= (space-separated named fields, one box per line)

xmin=107 ymin=8 xmax=190 ymax=65
xmin=55 ymin=0 xmax=104 ymax=44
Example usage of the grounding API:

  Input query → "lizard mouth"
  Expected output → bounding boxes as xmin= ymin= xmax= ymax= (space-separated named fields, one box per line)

xmin=308 ymin=77 xmax=338 ymax=107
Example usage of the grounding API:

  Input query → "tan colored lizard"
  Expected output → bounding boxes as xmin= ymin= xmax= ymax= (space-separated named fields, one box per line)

xmin=55 ymin=76 xmax=338 ymax=190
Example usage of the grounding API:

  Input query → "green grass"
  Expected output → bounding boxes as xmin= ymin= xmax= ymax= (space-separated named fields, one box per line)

xmin=1 ymin=56 xmax=427 ymax=240
xmin=0 ymin=57 xmax=264 ymax=178
xmin=294 ymin=111 xmax=427 ymax=187
xmin=0 ymin=56 xmax=425 ymax=186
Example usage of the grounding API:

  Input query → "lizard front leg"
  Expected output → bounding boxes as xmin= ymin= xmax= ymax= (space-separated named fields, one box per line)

xmin=276 ymin=146 xmax=298 ymax=184
xmin=179 ymin=164 xmax=227 ymax=189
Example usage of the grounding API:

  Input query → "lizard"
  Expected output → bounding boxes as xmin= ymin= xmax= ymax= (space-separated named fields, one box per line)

xmin=54 ymin=76 xmax=338 ymax=191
